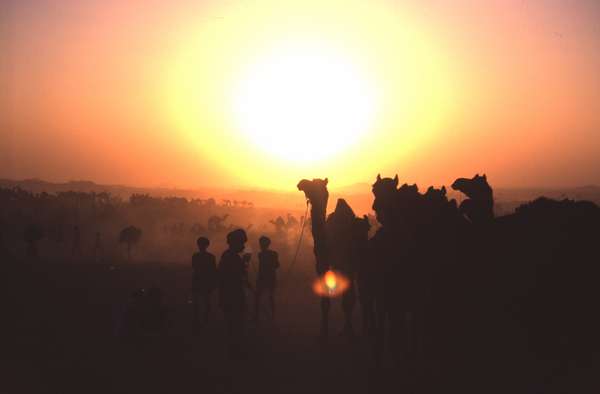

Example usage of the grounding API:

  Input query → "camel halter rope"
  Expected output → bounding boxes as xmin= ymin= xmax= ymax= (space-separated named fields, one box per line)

xmin=281 ymin=198 xmax=311 ymax=284
xmin=253 ymin=199 xmax=310 ymax=319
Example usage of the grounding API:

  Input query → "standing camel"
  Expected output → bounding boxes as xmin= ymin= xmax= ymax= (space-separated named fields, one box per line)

xmin=297 ymin=178 xmax=331 ymax=338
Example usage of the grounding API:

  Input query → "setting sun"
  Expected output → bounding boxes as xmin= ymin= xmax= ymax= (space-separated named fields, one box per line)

xmin=230 ymin=42 xmax=379 ymax=163
xmin=4 ymin=0 xmax=600 ymax=190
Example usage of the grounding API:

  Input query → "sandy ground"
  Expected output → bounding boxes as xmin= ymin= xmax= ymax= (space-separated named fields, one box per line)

xmin=5 ymin=258 xmax=398 ymax=394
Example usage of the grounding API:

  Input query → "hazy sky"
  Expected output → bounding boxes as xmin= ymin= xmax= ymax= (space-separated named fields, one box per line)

xmin=2 ymin=0 xmax=600 ymax=190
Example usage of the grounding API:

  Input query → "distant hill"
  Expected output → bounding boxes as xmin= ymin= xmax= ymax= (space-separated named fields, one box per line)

xmin=1 ymin=178 xmax=598 ymax=216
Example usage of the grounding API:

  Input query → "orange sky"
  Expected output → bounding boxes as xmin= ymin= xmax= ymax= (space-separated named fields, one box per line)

xmin=2 ymin=0 xmax=600 ymax=191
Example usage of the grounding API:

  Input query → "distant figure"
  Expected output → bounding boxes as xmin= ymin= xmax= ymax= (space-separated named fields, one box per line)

xmin=72 ymin=225 xmax=82 ymax=258
xmin=218 ymin=229 xmax=252 ymax=357
xmin=192 ymin=237 xmax=217 ymax=326
xmin=254 ymin=236 xmax=280 ymax=322
xmin=93 ymin=232 xmax=103 ymax=262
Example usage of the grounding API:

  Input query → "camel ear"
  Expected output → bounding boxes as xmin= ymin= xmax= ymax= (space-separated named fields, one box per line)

xmin=393 ymin=174 xmax=399 ymax=187
xmin=482 ymin=174 xmax=487 ymax=180
xmin=363 ymin=214 xmax=369 ymax=220
xmin=377 ymin=174 xmax=381 ymax=181
xmin=324 ymin=178 xmax=328 ymax=185
xmin=475 ymin=173 xmax=480 ymax=178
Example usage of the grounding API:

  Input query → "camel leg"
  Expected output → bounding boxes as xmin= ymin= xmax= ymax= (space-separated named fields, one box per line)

xmin=373 ymin=289 xmax=387 ymax=367
xmin=362 ymin=295 xmax=376 ymax=337
xmin=341 ymin=281 xmax=356 ymax=336
xmin=320 ymin=296 xmax=330 ymax=339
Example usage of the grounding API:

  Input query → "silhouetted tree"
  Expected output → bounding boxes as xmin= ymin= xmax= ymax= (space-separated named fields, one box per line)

xmin=119 ymin=225 xmax=142 ymax=260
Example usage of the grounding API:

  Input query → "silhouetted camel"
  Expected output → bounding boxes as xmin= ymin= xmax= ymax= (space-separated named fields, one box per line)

xmin=451 ymin=174 xmax=493 ymax=224
xmin=297 ymin=178 xmax=331 ymax=338
xmin=352 ymin=215 xmax=373 ymax=335
xmin=269 ymin=216 xmax=286 ymax=236
xmin=325 ymin=199 xmax=362 ymax=336
xmin=367 ymin=172 xmax=600 ymax=391
xmin=208 ymin=214 xmax=229 ymax=233
xmin=370 ymin=174 xmax=476 ymax=379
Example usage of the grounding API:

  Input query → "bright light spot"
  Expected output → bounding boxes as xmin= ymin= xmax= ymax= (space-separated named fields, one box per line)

xmin=313 ymin=269 xmax=350 ymax=298
xmin=325 ymin=270 xmax=337 ymax=291
xmin=231 ymin=42 xmax=379 ymax=163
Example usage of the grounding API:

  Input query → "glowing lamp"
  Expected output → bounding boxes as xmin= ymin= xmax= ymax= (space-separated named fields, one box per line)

xmin=313 ymin=269 xmax=350 ymax=298
xmin=325 ymin=271 xmax=337 ymax=292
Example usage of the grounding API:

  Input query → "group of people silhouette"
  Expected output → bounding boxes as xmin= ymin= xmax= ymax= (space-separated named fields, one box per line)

xmin=191 ymin=230 xmax=280 ymax=357
xmin=116 ymin=229 xmax=280 ymax=358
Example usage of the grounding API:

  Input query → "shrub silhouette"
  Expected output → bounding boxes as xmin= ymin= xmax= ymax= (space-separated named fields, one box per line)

xmin=119 ymin=225 xmax=142 ymax=260
xmin=24 ymin=224 xmax=44 ymax=257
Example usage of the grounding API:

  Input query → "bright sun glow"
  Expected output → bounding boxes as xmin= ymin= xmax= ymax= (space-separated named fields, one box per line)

xmin=165 ymin=0 xmax=453 ymax=188
xmin=231 ymin=43 xmax=379 ymax=163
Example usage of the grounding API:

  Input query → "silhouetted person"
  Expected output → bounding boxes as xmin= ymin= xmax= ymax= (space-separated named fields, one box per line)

xmin=254 ymin=236 xmax=280 ymax=323
xmin=72 ymin=225 xmax=82 ymax=258
xmin=218 ymin=229 xmax=251 ymax=358
xmin=192 ymin=237 xmax=217 ymax=326
xmin=93 ymin=232 xmax=103 ymax=262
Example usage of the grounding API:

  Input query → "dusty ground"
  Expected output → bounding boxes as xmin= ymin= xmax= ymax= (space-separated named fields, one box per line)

xmin=5 ymin=256 xmax=599 ymax=394
xmin=5 ymin=258 xmax=398 ymax=394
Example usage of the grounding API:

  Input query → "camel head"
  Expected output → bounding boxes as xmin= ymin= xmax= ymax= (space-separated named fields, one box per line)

xmin=451 ymin=174 xmax=492 ymax=200
xmin=353 ymin=214 xmax=371 ymax=240
xmin=297 ymin=178 xmax=329 ymax=208
xmin=371 ymin=174 xmax=400 ymax=225
xmin=397 ymin=183 xmax=420 ymax=200
xmin=394 ymin=183 xmax=424 ymax=225
xmin=424 ymin=185 xmax=448 ymax=204
xmin=372 ymin=174 xmax=399 ymax=200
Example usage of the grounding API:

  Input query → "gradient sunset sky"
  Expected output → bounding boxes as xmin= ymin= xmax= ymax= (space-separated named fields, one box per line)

xmin=2 ymin=0 xmax=599 ymax=190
